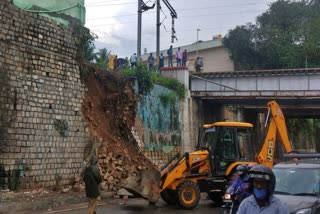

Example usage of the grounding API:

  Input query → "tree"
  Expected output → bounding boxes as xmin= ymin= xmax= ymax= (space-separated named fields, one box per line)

xmin=223 ymin=0 xmax=320 ymax=70
xmin=81 ymin=32 xmax=97 ymax=62
xmin=95 ymin=48 xmax=110 ymax=69
xmin=223 ymin=24 xmax=261 ymax=70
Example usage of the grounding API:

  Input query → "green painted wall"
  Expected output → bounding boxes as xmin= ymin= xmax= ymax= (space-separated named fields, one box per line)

xmin=13 ymin=0 xmax=85 ymax=25
xmin=137 ymin=84 xmax=182 ymax=166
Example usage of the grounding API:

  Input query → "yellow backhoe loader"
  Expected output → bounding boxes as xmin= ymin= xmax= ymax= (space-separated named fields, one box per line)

xmin=122 ymin=100 xmax=294 ymax=209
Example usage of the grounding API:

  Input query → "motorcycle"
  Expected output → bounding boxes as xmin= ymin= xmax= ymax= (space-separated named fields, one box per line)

xmin=221 ymin=183 xmax=250 ymax=214
xmin=221 ymin=191 xmax=239 ymax=214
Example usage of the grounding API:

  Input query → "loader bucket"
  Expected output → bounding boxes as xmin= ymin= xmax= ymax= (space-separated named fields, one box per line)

xmin=121 ymin=169 xmax=161 ymax=203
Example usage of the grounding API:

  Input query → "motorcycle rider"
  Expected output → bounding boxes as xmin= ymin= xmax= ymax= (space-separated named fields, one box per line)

xmin=237 ymin=164 xmax=289 ymax=214
xmin=226 ymin=164 xmax=250 ymax=202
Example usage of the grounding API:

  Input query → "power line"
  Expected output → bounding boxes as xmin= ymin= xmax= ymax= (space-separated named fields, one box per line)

xmin=89 ymin=25 xmax=237 ymax=39
xmin=86 ymin=2 xmax=269 ymax=21
xmin=86 ymin=1 xmax=268 ymax=10
xmin=86 ymin=0 xmax=135 ymax=5
xmin=85 ymin=2 xmax=136 ymax=7
xmin=85 ymin=0 xmax=272 ymax=7
xmin=86 ymin=9 xmax=265 ymax=27
xmin=87 ymin=13 xmax=136 ymax=21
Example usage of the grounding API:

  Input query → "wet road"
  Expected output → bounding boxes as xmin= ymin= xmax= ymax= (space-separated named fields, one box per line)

xmin=43 ymin=198 xmax=223 ymax=214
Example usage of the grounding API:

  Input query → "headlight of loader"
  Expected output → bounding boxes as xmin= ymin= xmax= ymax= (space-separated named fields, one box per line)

xmin=294 ymin=208 xmax=312 ymax=214
xmin=224 ymin=193 xmax=231 ymax=200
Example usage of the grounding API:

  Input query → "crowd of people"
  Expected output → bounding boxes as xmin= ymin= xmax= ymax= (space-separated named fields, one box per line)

xmin=143 ymin=45 xmax=202 ymax=72
xmin=110 ymin=45 xmax=203 ymax=73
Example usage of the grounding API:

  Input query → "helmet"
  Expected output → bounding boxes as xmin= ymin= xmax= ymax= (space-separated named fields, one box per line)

xmin=248 ymin=164 xmax=276 ymax=195
xmin=236 ymin=164 xmax=248 ymax=177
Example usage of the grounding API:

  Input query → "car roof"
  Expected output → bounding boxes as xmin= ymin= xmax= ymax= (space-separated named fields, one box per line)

xmin=274 ymin=158 xmax=320 ymax=169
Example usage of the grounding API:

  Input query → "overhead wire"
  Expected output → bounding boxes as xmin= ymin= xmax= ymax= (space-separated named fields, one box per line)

xmin=86 ymin=0 xmax=275 ymax=55
xmin=86 ymin=9 xmax=265 ymax=27
xmin=86 ymin=2 xmax=270 ymax=21
xmin=86 ymin=2 xmax=136 ymax=7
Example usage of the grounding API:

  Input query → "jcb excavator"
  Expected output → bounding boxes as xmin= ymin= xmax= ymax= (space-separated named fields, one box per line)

xmin=122 ymin=100 xmax=294 ymax=209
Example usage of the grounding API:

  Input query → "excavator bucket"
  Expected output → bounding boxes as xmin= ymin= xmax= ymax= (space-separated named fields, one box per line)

xmin=121 ymin=168 xmax=161 ymax=203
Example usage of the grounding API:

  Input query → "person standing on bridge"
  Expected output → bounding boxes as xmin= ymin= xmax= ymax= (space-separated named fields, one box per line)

xmin=175 ymin=47 xmax=182 ymax=66
xmin=84 ymin=155 xmax=102 ymax=214
xmin=182 ymin=49 xmax=188 ymax=66
xmin=195 ymin=56 xmax=201 ymax=72
xmin=167 ymin=45 xmax=173 ymax=67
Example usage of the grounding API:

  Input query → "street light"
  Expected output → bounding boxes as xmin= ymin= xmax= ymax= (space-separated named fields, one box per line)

xmin=196 ymin=28 xmax=201 ymax=57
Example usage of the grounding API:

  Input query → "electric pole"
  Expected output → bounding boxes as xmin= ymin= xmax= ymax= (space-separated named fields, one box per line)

xmin=137 ymin=0 xmax=155 ymax=59
xmin=162 ymin=0 xmax=177 ymax=43
xmin=137 ymin=0 xmax=142 ymax=58
xmin=156 ymin=0 xmax=160 ymax=57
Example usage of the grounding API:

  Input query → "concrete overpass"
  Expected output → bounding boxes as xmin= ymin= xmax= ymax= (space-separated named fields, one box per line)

xmin=189 ymin=68 xmax=320 ymax=118
xmin=160 ymin=67 xmax=320 ymax=153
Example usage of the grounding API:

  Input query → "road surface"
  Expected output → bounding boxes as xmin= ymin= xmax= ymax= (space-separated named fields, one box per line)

xmin=41 ymin=198 xmax=223 ymax=214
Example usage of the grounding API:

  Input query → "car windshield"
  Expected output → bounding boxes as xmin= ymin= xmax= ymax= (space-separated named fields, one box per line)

xmin=273 ymin=167 xmax=320 ymax=196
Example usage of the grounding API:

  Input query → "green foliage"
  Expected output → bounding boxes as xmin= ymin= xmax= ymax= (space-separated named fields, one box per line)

xmin=82 ymin=32 xmax=97 ymax=62
xmin=124 ymin=64 xmax=185 ymax=99
xmin=159 ymin=93 xmax=177 ymax=107
xmin=154 ymin=74 xmax=185 ymax=99
xmin=24 ymin=165 xmax=32 ymax=171
xmin=54 ymin=119 xmax=69 ymax=137
xmin=95 ymin=48 xmax=110 ymax=69
xmin=223 ymin=0 xmax=320 ymax=69
xmin=8 ymin=170 xmax=19 ymax=190
xmin=222 ymin=24 xmax=260 ymax=70
xmin=124 ymin=64 xmax=154 ymax=95
xmin=73 ymin=24 xmax=97 ymax=62
xmin=287 ymin=118 xmax=315 ymax=149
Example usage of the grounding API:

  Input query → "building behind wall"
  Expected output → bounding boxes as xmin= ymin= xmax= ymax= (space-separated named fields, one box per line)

xmin=141 ymin=38 xmax=235 ymax=73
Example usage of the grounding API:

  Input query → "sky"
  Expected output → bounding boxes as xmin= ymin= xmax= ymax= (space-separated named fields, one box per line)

xmin=84 ymin=0 xmax=278 ymax=58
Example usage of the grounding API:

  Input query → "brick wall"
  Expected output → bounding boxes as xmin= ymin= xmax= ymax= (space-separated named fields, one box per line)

xmin=0 ymin=1 xmax=89 ymax=188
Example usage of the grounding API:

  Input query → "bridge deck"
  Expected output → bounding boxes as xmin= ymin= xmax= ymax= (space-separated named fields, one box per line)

xmin=190 ymin=68 xmax=320 ymax=98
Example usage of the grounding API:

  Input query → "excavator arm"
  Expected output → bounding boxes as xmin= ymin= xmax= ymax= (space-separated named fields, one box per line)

xmin=255 ymin=101 xmax=293 ymax=168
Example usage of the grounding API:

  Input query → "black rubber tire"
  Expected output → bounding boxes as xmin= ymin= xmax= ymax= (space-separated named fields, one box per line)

xmin=176 ymin=180 xmax=200 ymax=209
xmin=160 ymin=189 xmax=176 ymax=205
xmin=207 ymin=192 xmax=223 ymax=206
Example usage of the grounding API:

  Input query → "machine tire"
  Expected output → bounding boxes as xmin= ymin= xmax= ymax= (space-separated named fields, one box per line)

xmin=160 ymin=189 xmax=176 ymax=205
xmin=176 ymin=180 xmax=200 ymax=209
xmin=207 ymin=192 xmax=223 ymax=206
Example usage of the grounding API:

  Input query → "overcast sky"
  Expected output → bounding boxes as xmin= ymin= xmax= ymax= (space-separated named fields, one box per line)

xmin=85 ymin=0 xmax=277 ymax=58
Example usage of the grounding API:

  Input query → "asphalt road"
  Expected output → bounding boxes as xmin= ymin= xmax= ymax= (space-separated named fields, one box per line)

xmin=42 ymin=198 xmax=223 ymax=214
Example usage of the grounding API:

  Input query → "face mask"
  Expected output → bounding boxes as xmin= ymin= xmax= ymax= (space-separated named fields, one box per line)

xmin=253 ymin=188 xmax=267 ymax=200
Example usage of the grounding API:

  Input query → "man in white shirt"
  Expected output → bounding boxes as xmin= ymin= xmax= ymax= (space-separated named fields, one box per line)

xmin=130 ymin=53 xmax=137 ymax=67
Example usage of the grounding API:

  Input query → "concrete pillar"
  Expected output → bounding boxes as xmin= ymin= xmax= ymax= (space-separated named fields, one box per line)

xmin=222 ymin=105 xmax=244 ymax=122
xmin=160 ymin=67 xmax=193 ymax=153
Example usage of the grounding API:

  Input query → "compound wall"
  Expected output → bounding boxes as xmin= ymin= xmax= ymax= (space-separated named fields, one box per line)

xmin=0 ymin=0 xmax=89 ymax=189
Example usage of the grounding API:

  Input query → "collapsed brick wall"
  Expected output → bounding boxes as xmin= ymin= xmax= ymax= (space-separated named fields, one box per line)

xmin=0 ymin=0 xmax=89 ymax=188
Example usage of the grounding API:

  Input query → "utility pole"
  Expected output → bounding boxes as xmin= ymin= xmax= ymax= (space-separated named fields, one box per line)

xmin=137 ymin=0 xmax=155 ymax=58
xmin=156 ymin=0 xmax=160 ymax=58
xmin=137 ymin=0 xmax=142 ymax=58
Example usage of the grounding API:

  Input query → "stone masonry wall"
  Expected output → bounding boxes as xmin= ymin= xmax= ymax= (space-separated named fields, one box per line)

xmin=0 ymin=0 xmax=89 ymax=188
